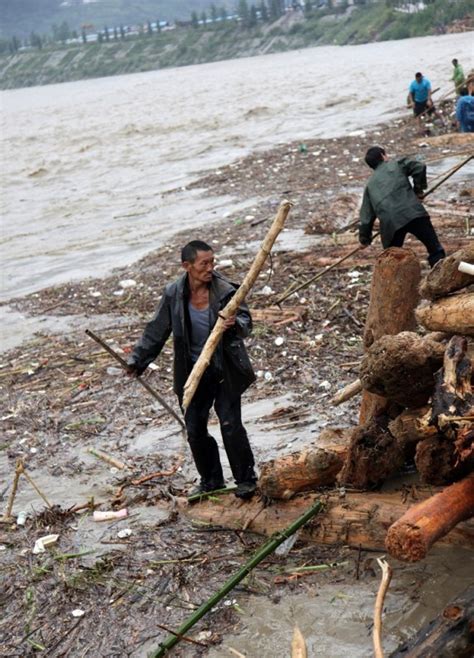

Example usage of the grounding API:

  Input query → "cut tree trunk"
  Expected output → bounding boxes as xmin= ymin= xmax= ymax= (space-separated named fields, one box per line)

xmin=385 ymin=474 xmax=474 ymax=562
xmin=416 ymin=294 xmax=474 ymax=336
xmin=419 ymin=243 xmax=474 ymax=300
xmin=360 ymin=332 xmax=445 ymax=407
xmin=360 ymin=247 xmax=421 ymax=424
xmin=390 ymin=583 xmax=474 ymax=657
xmin=182 ymin=488 xmax=474 ymax=553
xmin=338 ymin=415 xmax=405 ymax=489
xmin=259 ymin=445 xmax=347 ymax=500
xmin=415 ymin=435 xmax=469 ymax=485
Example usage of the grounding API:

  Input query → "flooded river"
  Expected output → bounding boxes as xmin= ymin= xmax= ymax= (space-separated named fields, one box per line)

xmin=1 ymin=32 xmax=472 ymax=303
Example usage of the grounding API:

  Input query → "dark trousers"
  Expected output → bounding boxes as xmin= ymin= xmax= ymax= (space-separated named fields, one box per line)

xmin=183 ymin=369 xmax=256 ymax=487
xmin=389 ymin=215 xmax=446 ymax=267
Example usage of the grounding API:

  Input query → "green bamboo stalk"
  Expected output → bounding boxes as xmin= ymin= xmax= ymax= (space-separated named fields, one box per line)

xmin=151 ymin=499 xmax=324 ymax=657
xmin=187 ymin=486 xmax=237 ymax=504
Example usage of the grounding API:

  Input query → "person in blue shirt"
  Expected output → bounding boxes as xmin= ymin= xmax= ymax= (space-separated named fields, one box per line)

xmin=455 ymin=74 xmax=474 ymax=132
xmin=409 ymin=72 xmax=444 ymax=132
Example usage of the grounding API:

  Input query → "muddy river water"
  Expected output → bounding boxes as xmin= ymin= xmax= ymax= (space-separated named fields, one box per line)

xmin=1 ymin=32 xmax=474 ymax=657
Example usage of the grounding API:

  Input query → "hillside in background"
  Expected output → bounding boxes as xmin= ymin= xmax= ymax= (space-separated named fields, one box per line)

xmin=0 ymin=0 xmax=223 ymax=39
xmin=0 ymin=0 xmax=472 ymax=90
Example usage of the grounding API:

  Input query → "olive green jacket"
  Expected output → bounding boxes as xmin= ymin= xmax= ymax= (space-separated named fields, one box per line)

xmin=358 ymin=158 xmax=428 ymax=248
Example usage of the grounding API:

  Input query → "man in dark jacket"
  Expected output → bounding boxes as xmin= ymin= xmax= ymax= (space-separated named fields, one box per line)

xmin=358 ymin=146 xmax=445 ymax=267
xmin=127 ymin=240 xmax=257 ymax=499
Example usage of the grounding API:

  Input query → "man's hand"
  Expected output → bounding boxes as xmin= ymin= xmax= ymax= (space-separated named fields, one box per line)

xmin=219 ymin=313 xmax=237 ymax=330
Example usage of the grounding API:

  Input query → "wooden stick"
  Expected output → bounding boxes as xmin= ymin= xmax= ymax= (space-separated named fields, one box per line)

xmin=182 ymin=200 xmax=293 ymax=411
xmin=331 ymin=378 xmax=362 ymax=406
xmin=373 ymin=557 xmax=393 ymax=658
xmin=85 ymin=329 xmax=185 ymax=431
xmin=89 ymin=448 xmax=126 ymax=470
xmin=292 ymin=626 xmax=308 ymax=658
xmin=21 ymin=469 xmax=53 ymax=509
xmin=0 ymin=459 xmax=23 ymax=522
xmin=276 ymin=232 xmax=380 ymax=305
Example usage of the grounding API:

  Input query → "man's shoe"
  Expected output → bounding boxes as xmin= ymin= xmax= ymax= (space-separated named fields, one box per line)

xmin=235 ymin=481 xmax=257 ymax=500
xmin=188 ymin=481 xmax=225 ymax=498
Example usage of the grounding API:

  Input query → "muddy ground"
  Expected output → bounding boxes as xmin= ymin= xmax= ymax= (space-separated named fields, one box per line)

xmin=1 ymin=104 xmax=473 ymax=657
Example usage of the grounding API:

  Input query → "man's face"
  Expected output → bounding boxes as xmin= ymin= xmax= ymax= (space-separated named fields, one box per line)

xmin=416 ymin=75 xmax=423 ymax=83
xmin=183 ymin=249 xmax=215 ymax=285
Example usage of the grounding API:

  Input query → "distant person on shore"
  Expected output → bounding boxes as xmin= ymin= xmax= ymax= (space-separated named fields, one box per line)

xmin=455 ymin=73 xmax=474 ymax=132
xmin=358 ymin=146 xmax=446 ymax=268
xmin=408 ymin=72 xmax=444 ymax=133
xmin=451 ymin=58 xmax=466 ymax=95
xmin=126 ymin=240 xmax=258 ymax=500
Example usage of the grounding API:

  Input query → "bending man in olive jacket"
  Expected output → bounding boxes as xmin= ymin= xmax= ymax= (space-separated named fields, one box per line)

xmin=127 ymin=240 xmax=257 ymax=499
xmin=359 ymin=146 xmax=445 ymax=267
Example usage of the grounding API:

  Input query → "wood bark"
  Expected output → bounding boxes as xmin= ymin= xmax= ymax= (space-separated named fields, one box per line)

xmin=419 ymin=243 xmax=474 ymax=300
xmin=390 ymin=584 xmax=474 ymax=657
xmin=385 ymin=474 xmax=474 ymax=562
xmin=359 ymin=332 xmax=445 ymax=408
xmin=416 ymin=294 xmax=474 ymax=336
xmin=360 ymin=247 xmax=421 ymax=424
xmin=182 ymin=200 xmax=292 ymax=410
xmin=258 ymin=443 xmax=348 ymax=500
xmin=182 ymin=489 xmax=474 ymax=553
xmin=388 ymin=406 xmax=436 ymax=453
xmin=338 ymin=415 xmax=405 ymax=489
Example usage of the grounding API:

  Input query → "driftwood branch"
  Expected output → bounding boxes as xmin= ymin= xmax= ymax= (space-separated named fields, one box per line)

xmin=331 ymin=378 xmax=362 ymax=406
xmin=182 ymin=200 xmax=293 ymax=411
xmin=373 ymin=557 xmax=392 ymax=658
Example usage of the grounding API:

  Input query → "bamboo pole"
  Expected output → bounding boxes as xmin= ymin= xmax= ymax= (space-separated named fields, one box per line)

xmin=276 ymin=232 xmax=380 ymax=305
xmin=182 ymin=200 xmax=293 ymax=411
xmin=151 ymin=498 xmax=324 ymax=657
xmin=0 ymin=460 xmax=23 ymax=522
xmin=85 ymin=329 xmax=185 ymax=431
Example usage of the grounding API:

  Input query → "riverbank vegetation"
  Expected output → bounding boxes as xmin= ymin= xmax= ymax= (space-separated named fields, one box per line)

xmin=0 ymin=0 xmax=472 ymax=89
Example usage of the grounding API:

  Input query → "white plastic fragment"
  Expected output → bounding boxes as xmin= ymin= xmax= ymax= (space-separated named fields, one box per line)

xmin=217 ymin=259 xmax=234 ymax=269
xmin=264 ymin=371 xmax=273 ymax=382
xmin=93 ymin=508 xmax=128 ymax=522
xmin=260 ymin=285 xmax=274 ymax=296
xmin=33 ymin=534 xmax=59 ymax=554
xmin=16 ymin=511 xmax=27 ymax=526
xmin=89 ymin=291 xmax=101 ymax=297
xmin=71 ymin=609 xmax=85 ymax=617
xmin=458 ymin=261 xmax=474 ymax=276
xmin=319 ymin=380 xmax=332 ymax=390
xmin=119 ymin=279 xmax=137 ymax=289
xmin=117 ymin=528 xmax=132 ymax=539
xmin=274 ymin=337 xmax=285 ymax=346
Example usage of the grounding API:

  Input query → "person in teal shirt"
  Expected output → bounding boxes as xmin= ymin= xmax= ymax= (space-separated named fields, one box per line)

xmin=408 ymin=72 xmax=443 ymax=132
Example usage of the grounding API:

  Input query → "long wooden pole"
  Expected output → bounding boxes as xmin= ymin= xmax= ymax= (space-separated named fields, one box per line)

xmin=421 ymin=154 xmax=473 ymax=199
xmin=85 ymin=329 xmax=186 ymax=431
xmin=151 ymin=499 xmax=324 ymax=657
xmin=276 ymin=231 xmax=380 ymax=305
xmin=181 ymin=200 xmax=293 ymax=411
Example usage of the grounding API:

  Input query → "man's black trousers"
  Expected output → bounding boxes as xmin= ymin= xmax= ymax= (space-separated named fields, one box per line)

xmin=183 ymin=369 xmax=256 ymax=489
xmin=389 ymin=215 xmax=445 ymax=267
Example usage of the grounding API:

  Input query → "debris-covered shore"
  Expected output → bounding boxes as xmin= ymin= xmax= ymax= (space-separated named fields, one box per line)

xmin=1 ymin=108 xmax=473 ymax=656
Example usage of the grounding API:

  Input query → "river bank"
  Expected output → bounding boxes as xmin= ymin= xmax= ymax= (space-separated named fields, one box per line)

xmin=1 ymin=1 xmax=472 ymax=90
xmin=1 ymin=103 xmax=473 ymax=655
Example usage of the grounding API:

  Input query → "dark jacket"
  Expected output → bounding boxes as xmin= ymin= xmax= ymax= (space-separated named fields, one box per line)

xmin=128 ymin=271 xmax=256 ymax=399
xmin=359 ymin=157 xmax=428 ymax=248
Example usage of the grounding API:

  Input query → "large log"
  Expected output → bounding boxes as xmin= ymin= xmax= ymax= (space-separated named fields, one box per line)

xmin=390 ymin=584 xmax=474 ymax=657
xmin=183 ymin=489 xmax=474 ymax=552
xmin=360 ymin=332 xmax=445 ymax=408
xmin=259 ymin=431 xmax=348 ymax=500
xmin=415 ymin=435 xmax=469 ymax=485
xmin=419 ymin=243 xmax=474 ymax=300
xmin=385 ymin=474 xmax=474 ymax=562
xmin=338 ymin=415 xmax=405 ymax=489
xmin=360 ymin=247 xmax=421 ymax=424
xmin=416 ymin=294 xmax=474 ymax=336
